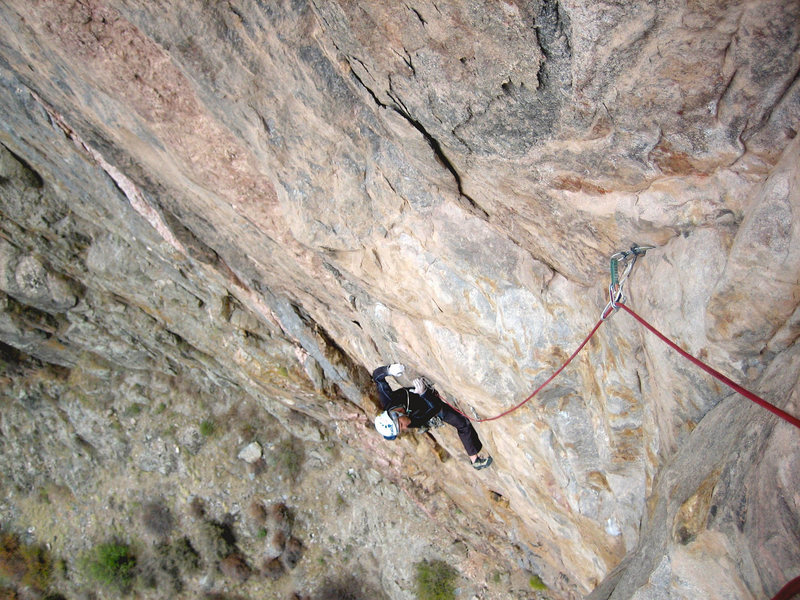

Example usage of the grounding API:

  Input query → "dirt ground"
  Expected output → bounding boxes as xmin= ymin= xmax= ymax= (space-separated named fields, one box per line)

xmin=0 ymin=357 xmax=550 ymax=600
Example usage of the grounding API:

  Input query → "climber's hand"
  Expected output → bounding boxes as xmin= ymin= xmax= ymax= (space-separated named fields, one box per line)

xmin=412 ymin=378 xmax=426 ymax=395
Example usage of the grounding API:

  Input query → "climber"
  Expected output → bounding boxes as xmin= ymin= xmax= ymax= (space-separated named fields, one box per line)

xmin=372 ymin=364 xmax=493 ymax=470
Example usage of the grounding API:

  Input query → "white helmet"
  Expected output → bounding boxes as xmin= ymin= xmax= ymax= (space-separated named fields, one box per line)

xmin=375 ymin=411 xmax=399 ymax=440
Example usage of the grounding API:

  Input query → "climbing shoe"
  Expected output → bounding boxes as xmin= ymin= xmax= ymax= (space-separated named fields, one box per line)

xmin=472 ymin=455 xmax=493 ymax=470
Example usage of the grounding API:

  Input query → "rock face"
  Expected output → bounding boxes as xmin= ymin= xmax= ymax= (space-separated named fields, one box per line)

xmin=0 ymin=1 xmax=798 ymax=599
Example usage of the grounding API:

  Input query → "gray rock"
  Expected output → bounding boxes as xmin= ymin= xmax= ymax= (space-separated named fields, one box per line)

xmin=237 ymin=441 xmax=262 ymax=464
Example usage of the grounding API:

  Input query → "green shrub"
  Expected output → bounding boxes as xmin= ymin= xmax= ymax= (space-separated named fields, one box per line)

xmin=18 ymin=544 xmax=51 ymax=591
xmin=125 ymin=403 xmax=144 ymax=416
xmin=199 ymin=420 xmax=215 ymax=437
xmin=529 ymin=574 xmax=548 ymax=590
xmin=0 ymin=531 xmax=52 ymax=591
xmin=414 ymin=559 xmax=457 ymax=600
xmin=0 ymin=587 xmax=17 ymax=600
xmin=81 ymin=542 xmax=136 ymax=592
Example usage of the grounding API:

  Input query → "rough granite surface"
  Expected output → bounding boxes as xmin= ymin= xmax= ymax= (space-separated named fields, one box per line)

xmin=0 ymin=1 xmax=798 ymax=599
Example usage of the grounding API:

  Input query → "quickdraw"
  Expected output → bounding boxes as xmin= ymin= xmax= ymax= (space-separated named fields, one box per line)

xmin=601 ymin=244 xmax=655 ymax=320
xmin=436 ymin=243 xmax=799 ymax=432
xmin=429 ymin=242 xmax=798 ymax=600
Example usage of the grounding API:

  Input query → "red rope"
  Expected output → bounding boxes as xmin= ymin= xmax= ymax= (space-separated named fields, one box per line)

xmin=435 ymin=295 xmax=799 ymax=600
xmin=619 ymin=303 xmax=800 ymax=430
xmin=442 ymin=318 xmax=606 ymax=422
xmin=771 ymin=575 xmax=800 ymax=600
xmin=440 ymin=303 xmax=800 ymax=430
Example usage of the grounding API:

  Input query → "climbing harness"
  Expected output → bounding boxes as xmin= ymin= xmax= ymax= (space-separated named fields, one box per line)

xmin=437 ymin=244 xmax=800 ymax=432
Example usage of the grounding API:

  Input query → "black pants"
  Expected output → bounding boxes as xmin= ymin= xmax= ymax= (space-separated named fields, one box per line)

xmin=439 ymin=403 xmax=482 ymax=457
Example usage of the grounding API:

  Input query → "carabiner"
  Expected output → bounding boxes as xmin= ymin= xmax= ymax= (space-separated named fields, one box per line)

xmin=610 ymin=244 xmax=654 ymax=288
xmin=601 ymin=282 xmax=625 ymax=320
xmin=602 ymin=244 xmax=654 ymax=320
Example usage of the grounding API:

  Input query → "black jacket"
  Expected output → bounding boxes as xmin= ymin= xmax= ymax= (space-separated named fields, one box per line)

xmin=372 ymin=366 xmax=442 ymax=427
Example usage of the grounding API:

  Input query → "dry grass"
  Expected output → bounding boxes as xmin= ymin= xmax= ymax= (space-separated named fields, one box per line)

xmin=0 ymin=530 xmax=53 ymax=592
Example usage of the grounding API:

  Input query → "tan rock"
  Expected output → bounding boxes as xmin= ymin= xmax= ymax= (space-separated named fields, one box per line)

xmin=0 ymin=1 xmax=797 ymax=599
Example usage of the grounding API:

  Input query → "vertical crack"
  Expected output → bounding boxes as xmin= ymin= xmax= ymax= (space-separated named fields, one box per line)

xmin=408 ymin=5 xmax=427 ymax=26
xmin=389 ymin=99 xmax=488 ymax=219
xmin=349 ymin=64 xmax=387 ymax=109
xmin=393 ymin=48 xmax=416 ymax=76
xmin=347 ymin=59 xmax=488 ymax=220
